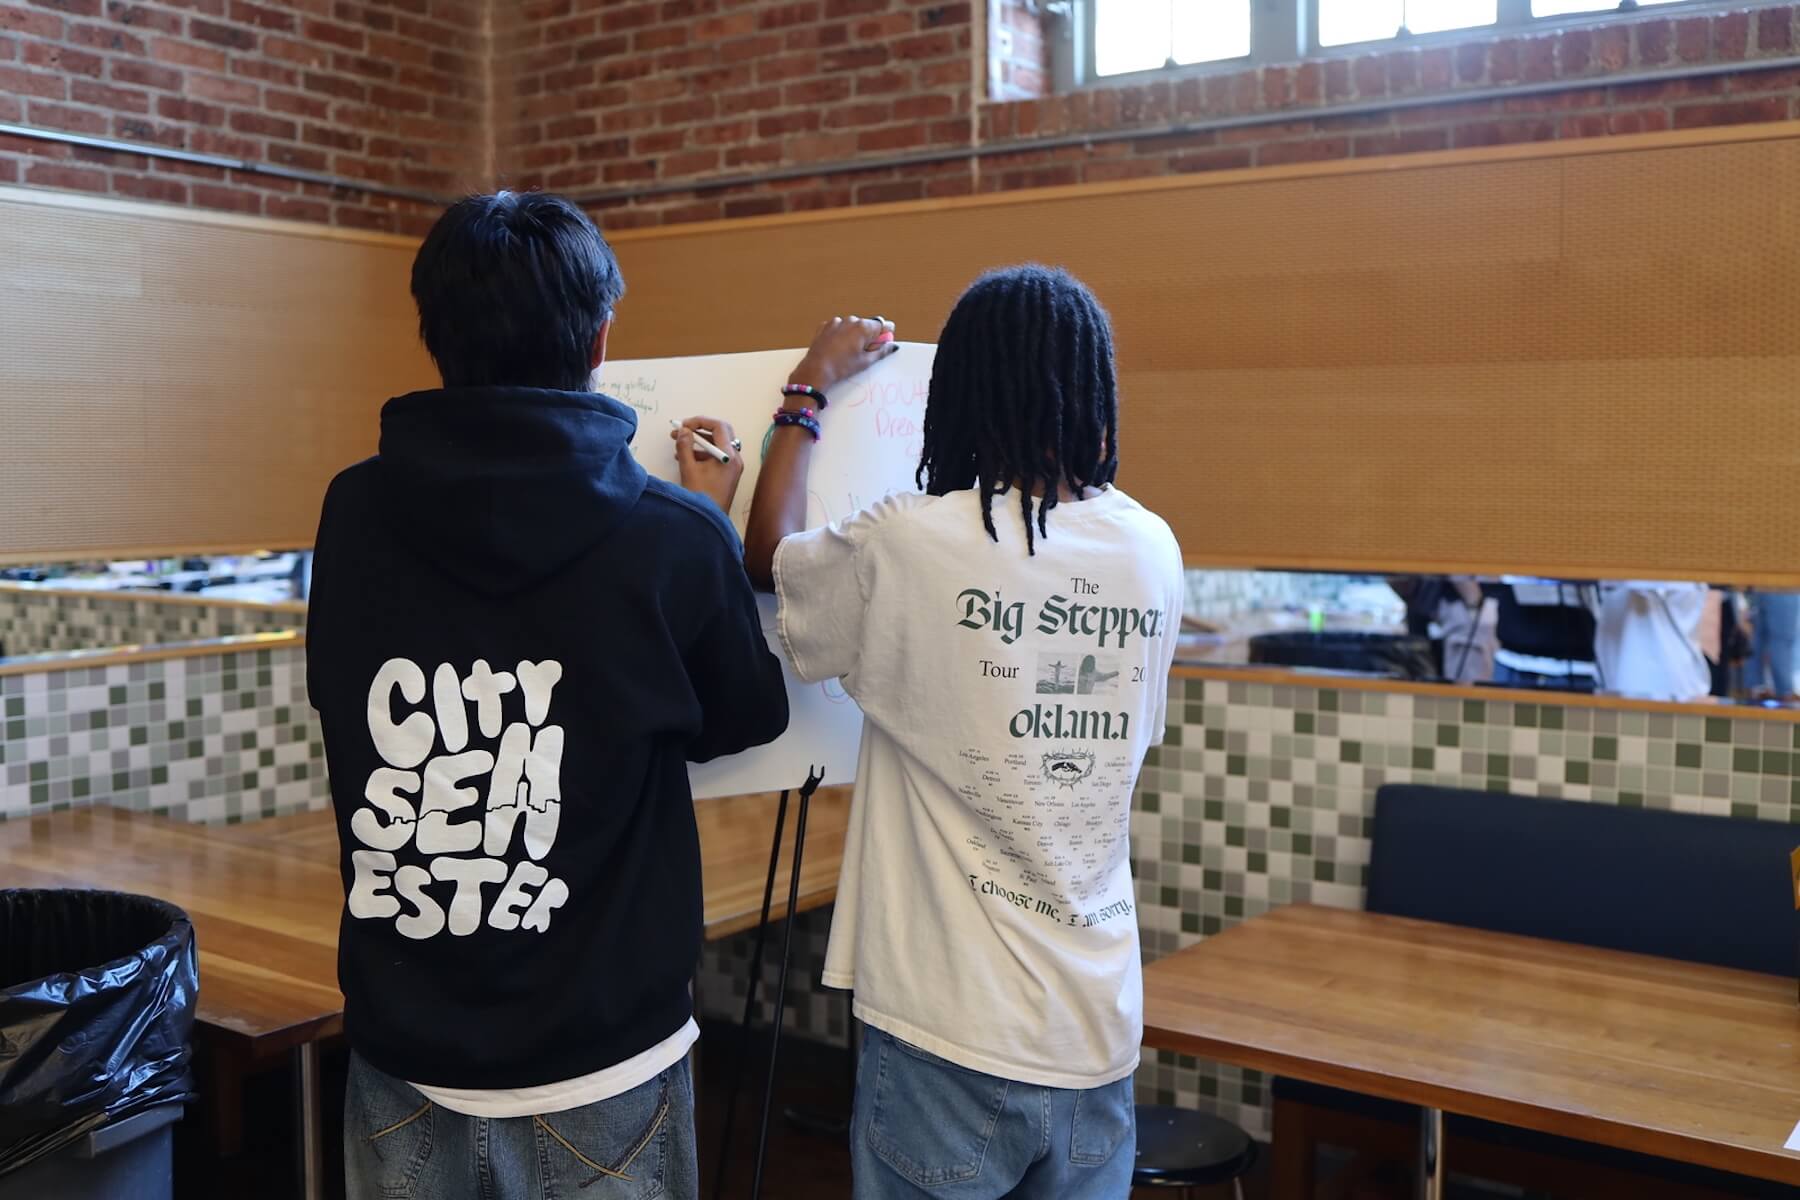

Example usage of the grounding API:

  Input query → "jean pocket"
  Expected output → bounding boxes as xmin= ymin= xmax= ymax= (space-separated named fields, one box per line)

xmin=533 ymin=1072 xmax=671 ymax=1198
xmin=865 ymin=1033 xmax=1008 ymax=1188
xmin=347 ymin=1055 xmax=435 ymax=1200
xmin=1069 ymin=1076 xmax=1135 ymax=1167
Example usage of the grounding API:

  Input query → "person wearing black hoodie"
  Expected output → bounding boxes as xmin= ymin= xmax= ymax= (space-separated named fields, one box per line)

xmin=306 ymin=192 xmax=805 ymax=1199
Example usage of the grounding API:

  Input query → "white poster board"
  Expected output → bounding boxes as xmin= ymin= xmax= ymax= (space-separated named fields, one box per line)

xmin=597 ymin=342 xmax=936 ymax=798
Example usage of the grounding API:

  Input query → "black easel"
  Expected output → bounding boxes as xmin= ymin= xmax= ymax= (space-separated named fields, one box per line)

xmin=710 ymin=766 xmax=824 ymax=1200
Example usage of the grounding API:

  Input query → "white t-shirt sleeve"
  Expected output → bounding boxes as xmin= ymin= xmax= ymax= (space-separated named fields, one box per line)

xmin=772 ymin=496 xmax=913 ymax=684
xmin=1149 ymin=527 xmax=1185 ymax=746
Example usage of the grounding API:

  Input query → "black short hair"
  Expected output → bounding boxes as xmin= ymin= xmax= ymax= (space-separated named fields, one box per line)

xmin=410 ymin=191 xmax=625 ymax=392
xmin=916 ymin=265 xmax=1119 ymax=555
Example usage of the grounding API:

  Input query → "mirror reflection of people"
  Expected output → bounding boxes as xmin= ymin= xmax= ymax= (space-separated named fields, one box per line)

xmin=1745 ymin=589 xmax=1799 ymax=702
xmin=1699 ymin=588 xmax=1750 ymax=699
xmin=1485 ymin=578 xmax=1597 ymax=692
xmin=1591 ymin=581 xmax=1711 ymax=703
xmin=1387 ymin=576 xmax=1496 ymax=684
xmin=1482 ymin=577 xmax=1710 ymax=701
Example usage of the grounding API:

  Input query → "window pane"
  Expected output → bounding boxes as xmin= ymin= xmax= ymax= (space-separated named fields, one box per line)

xmin=1173 ymin=1 xmax=1251 ymax=65
xmin=1533 ymin=0 xmax=1684 ymax=14
xmin=1406 ymin=0 xmax=1498 ymax=36
xmin=1095 ymin=0 xmax=1172 ymax=77
xmin=1320 ymin=0 xmax=1403 ymax=47
xmin=1320 ymin=0 xmax=1497 ymax=47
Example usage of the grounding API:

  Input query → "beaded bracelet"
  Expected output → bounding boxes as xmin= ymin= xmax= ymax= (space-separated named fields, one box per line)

xmin=781 ymin=383 xmax=829 ymax=410
xmin=772 ymin=408 xmax=822 ymax=439
xmin=762 ymin=407 xmax=822 ymax=456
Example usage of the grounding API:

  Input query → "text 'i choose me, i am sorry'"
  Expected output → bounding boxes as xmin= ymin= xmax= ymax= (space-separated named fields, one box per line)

xmin=347 ymin=657 xmax=570 ymax=941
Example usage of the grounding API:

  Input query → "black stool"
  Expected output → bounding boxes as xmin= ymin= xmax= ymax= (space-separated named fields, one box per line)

xmin=1132 ymin=1106 xmax=1258 ymax=1199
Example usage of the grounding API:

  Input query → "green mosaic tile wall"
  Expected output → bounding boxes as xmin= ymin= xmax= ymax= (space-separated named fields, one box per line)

xmin=0 ymin=589 xmax=300 ymax=659
xmin=0 ymin=645 xmax=328 ymax=823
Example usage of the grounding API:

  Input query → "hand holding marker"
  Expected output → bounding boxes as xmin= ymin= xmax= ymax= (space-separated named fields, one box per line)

xmin=671 ymin=418 xmax=733 ymax=463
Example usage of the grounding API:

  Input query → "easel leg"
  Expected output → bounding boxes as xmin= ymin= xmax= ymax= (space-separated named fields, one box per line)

xmin=708 ymin=786 xmax=790 ymax=1200
xmin=294 ymin=1042 xmax=324 ymax=1200
xmin=750 ymin=767 xmax=822 ymax=1200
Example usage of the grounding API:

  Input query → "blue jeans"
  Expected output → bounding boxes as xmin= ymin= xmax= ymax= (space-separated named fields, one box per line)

xmin=344 ymin=1052 xmax=697 ymax=1200
xmin=1749 ymin=592 xmax=1800 ymax=697
xmin=850 ymin=1027 xmax=1136 ymax=1199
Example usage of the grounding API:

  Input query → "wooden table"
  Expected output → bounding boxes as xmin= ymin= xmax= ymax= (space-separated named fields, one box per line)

xmin=0 ymin=792 xmax=848 ymax=1199
xmin=1142 ymin=904 xmax=1800 ymax=1198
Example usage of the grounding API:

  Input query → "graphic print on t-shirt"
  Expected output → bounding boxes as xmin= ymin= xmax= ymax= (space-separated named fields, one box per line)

xmin=346 ymin=656 xmax=571 ymax=941
xmin=1035 ymin=652 xmax=1121 ymax=696
xmin=955 ymin=575 xmax=1167 ymax=933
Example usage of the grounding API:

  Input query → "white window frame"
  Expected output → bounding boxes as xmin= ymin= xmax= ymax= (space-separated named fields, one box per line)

xmin=1069 ymin=0 xmax=1784 ymax=89
xmin=1308 ymin=0 xmax=1766 ymax=56
xmin=1071 ymin=0 xmax=1302 ymax=89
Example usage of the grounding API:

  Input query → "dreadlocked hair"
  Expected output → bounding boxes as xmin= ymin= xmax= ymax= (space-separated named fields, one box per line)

xmin=915 ymin=265 xmax=1119 ymax=556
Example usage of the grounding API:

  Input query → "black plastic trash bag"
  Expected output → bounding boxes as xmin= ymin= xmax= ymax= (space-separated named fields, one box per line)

xmin=0 ymin=890 xmax=198 ymax=1178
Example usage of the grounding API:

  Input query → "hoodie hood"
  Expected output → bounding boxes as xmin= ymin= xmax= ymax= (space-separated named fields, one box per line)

xmin=376 ymin=386 xmax=647 ymax=596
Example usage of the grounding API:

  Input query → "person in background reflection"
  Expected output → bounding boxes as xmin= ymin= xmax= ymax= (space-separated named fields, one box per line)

xmin=1698 ymin=588 xmax=1750 ymax=699
xmin=1744 ymin=589 xmax=1800 ymax=702
xmin=1485 ymin=578 xmax=1598 ymax=692
xmin=1387 ymin=576 xmax=1496 ymax=684
xmin=1591 ymin=581 xmax=1712 ymax=703
xmin=1482 ymin=578 xmax=1711 ymax=702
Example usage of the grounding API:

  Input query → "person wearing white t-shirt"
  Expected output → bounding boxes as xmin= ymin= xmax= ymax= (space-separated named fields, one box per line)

xmin=733 ymin=268 xmax=1184 ymax=1199
xmin=1592 ymin=581 xmax=1712 ymax=703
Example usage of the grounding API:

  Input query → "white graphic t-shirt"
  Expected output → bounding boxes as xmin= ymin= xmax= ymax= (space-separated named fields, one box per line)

xmin=774 ymin=486 xmax=1183 ymax=1089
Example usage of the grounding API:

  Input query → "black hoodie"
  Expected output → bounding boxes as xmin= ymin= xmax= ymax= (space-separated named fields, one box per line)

xmin=306 ymin=386 xmax=789 ymax=1090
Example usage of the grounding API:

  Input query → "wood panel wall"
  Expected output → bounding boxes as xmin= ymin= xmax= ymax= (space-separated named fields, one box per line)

xmin=0 ymin=187 xmax=435 ymax=564
xmin=6 ymin=124 xmax=1799 ymax=583
xmin=609 ymin=123 xmax=1800 ymax=586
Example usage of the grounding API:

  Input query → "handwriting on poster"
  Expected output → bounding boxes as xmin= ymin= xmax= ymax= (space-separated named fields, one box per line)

xmin=845 ymin=375 xmax=929 ymax=460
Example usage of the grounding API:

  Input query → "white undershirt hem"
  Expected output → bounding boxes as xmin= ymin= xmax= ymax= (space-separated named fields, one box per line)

xmin=408 ymin=1018 xmax=698 ymax=1118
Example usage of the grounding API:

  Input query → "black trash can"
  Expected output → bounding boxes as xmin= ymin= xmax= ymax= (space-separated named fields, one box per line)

xmin=0 ymin=889 xmax=198 ymax=1200
xmin=1249 ymin=630 xmax=1437 ymax=680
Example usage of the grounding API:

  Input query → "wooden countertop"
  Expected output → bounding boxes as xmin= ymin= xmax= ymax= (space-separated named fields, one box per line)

xmin=0 ymin=793 xmax=848 ymax=1055
xmin=1143 ymin=904 xmax=1800 ymax=1185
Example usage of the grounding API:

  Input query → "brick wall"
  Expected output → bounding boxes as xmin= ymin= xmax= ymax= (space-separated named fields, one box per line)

xmin=976 ymin=4 xmax=1800 ymax=192
xmin=492 ymin=0 xmax=980 ymax=226
xmin=0 ymin=0 xmax=487 ymax=233
xmin=987 ymin=0 xmax=1046 ymax=101
xmin=486 ymin=1 xmax=1800 ymax=228
xmin=8 ymin=2 xmax=1800 ymax=234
